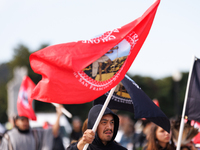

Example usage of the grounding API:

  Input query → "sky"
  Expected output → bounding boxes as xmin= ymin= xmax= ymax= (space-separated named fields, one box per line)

xmin=1 ymin=0 xmax=200 ymax=79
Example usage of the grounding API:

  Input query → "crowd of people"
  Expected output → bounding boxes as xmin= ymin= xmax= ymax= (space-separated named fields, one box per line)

xmin=0 ymin=104 xmax=200 ymax=150
xmin=0 ymin=105 xmax=65 ymax=150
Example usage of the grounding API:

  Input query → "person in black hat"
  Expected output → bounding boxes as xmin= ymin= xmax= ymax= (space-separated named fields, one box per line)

xmin=67 ymin=104 xmax=127 ymax=150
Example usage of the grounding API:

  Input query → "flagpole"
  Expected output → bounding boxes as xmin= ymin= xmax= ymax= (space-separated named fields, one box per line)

xmin=176 ymin=55 xmax=197 ymax=150
xmin=83 ymin=85 xmax=117 ymax=150
xmin=52 ymin=103 xmax=72 ymax=118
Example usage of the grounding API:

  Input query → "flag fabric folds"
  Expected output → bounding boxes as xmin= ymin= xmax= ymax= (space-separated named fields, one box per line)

xmin=185 ymin=57 xmax=200 ymax=122
xmin=30 ymin=0 xmax=160 ymax=104
xmin=94 ymin=75 xmax=170 ymax=133
xmin=17 ymin=76 xmax=37 ymax=121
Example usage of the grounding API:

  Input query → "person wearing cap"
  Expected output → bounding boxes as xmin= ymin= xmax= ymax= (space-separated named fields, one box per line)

xmin=67 ymin=104 xmax=127 ymax=150
xmin=0 ymin=105 xmax=63 ymax=150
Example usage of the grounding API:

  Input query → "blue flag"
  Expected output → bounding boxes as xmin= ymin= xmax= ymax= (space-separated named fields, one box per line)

xmin=185 ymin=57 xmax=200 ymax=122
xmin=94 ymin=75 xmax=170 ymax=133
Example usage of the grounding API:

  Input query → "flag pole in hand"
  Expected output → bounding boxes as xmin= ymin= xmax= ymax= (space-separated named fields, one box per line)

xmin=83 ymin=85 xmax=117 ymax=150
xmin=176 ymin=55 xmax=197 ymax=150
xmin=52 ymin=103 xmax=72 ymax=118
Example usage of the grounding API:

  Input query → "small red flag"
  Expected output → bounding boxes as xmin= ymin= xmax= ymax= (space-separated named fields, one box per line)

xmin=30 ymin=0 xmax=160 ymax=104
xmin=17 ymin=76 xmax=37 ymax=120
xmin=153 ymin=99 xmax=160 ymax=107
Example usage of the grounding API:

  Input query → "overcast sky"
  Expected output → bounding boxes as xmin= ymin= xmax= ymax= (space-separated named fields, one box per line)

xmin=1 ymin=0 xmax=200 ymax=79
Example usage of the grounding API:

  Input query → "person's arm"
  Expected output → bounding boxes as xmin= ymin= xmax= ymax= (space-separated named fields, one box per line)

xmin=77 ymin=129 xmax=95 ymax=150
xmin=52 ymin=104 xmax=63 ymax=137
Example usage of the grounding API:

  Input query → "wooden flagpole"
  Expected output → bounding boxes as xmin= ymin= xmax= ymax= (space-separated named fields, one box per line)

xmin=83 ymin=85 xmax=117 ymax=150
xmin=176 ymin=55 xmax=197 ymax=150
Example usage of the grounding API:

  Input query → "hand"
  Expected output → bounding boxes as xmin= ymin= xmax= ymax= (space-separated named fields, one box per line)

xmin=82 ymin=129 xmax=95 ymax=144
xmin=77 ymin=129 xmax=95 ymax=150
xmin=56 ymin=104 xmax=63 ymax=117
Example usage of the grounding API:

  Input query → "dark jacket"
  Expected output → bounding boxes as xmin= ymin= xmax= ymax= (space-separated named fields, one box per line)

xmin=67 ymin=104 xmax=127 ymax=150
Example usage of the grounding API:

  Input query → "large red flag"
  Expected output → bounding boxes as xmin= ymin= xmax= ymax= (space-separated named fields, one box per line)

xmin=17 ymin=76 xmax=37 ymax=120
xmin=30 ymin=0 xmax=160 ymax=104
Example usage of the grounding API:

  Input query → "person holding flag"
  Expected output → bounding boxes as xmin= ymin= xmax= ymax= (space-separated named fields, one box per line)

xmin=0 ymin=104 xmax=63 ymax=150
xmin=67 ymin=104 xmax=127 ymax=150
xmin=0 ymin=76 xmax=64 ymax=150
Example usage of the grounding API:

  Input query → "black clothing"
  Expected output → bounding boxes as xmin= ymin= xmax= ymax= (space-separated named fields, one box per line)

xmin=134 ymin=131 xmax=147 ymax=149
xmin=67 ymin=104 xmax=127 ymax=150
xmin=52 ymin=135 xmax=65 ymax=150
xmin=67 ymin=141 xmax=127 ymax=150
xmin=70 ymin=130 xmax=82 ymax=142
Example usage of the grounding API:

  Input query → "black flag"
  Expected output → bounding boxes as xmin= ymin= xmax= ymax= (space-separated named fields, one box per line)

xmin=94 ymin=75 xmax=170 ymax=133
xmin=185 ymin=57 xmax=200 ymax=122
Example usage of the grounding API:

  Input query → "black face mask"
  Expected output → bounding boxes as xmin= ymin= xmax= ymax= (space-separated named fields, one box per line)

xmin=15 ymin=125 xmax=30 ymax=134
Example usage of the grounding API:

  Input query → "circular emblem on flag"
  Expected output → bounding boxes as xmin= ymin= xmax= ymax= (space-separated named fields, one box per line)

xmin=77 ymin=32 xmax=139 ymax=91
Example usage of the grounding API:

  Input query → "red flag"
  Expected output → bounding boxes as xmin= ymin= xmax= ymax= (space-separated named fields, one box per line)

xmin=17 ymin=76 xmax=37 ymax=120
xmin=153 ymin=99 xmax=160 ymax=107
xmin=193 ymin=122 xmax=200 ymax=145
xmin=30 ymin=0 xmax=160 ymax=104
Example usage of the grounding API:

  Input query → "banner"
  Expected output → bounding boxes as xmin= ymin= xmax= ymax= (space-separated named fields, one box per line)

xmin=185 ymin=58 xmax=200 ymax=122
xmin=17 ymin=76 xmax=36 ymax=120
xmin=30 ymin=0 xmax=160 ymax=104
xmin=94 ymin=75 xmax=170 ymax=132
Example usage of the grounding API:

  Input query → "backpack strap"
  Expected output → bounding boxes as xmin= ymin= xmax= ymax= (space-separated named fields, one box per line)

xmin=3 ymin=133 xmax=13 ymax=150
